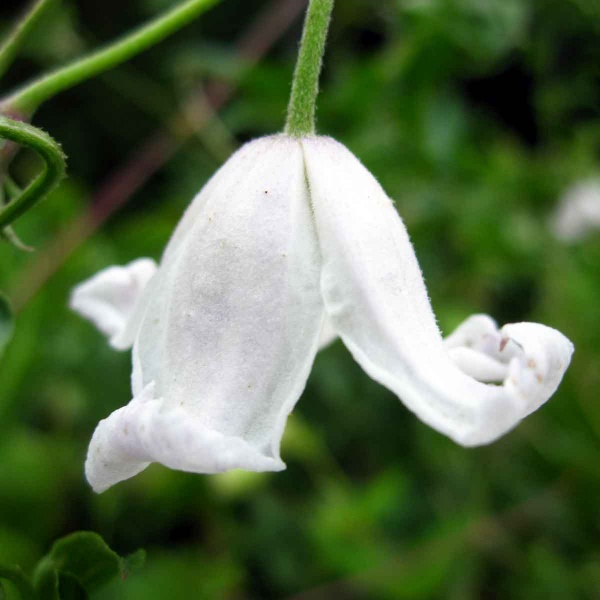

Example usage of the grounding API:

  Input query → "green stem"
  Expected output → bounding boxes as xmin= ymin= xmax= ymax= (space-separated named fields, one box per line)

xmin=0 ymin=0 xmax=57 ymax=80
xmin=1 ymin=0 xmax=220 ymax=117
xmin=0 ymin=116 xmax=66 ymax=228
xmin=284 ymin=0 xmax=334 ymax=137
xmin=1 ymin=176 xmax=33 ymax=251
xmin=0 ymin=565 xmax=36 ymax=600
xmin=4 ymin=174 xmax=22 ymax=197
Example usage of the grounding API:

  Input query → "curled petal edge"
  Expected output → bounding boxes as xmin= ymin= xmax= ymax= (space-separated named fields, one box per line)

xmin=85 ymin=382 xmax=286 ymax=494
xmin=341 ymin=316 xmax=573 ymax=448
xmin=444 ymin=314 xmax=514 ymax=382
xmin=69 ymin=258 xmax=157 ymax=350
xmin=443 ymin=314 xmax=574 ymax=421
xmin=303 ymin=135 xmax=574 ymax=448
xmin=498 ymin=322 xmax=573 ymax=419
xmin=320 ymin=312 xmax=521 ymax=385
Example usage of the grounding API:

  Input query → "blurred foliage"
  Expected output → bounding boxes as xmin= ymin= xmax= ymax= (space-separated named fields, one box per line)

xmin=0 ymin=530 xmax=143 ymax=599
xmin=0 ymin=293 xmax=12 ymax=357
xmin=36 ymin=531 xmax=144 ymax=599
xmin=0 ymin=0 xmax=599 ymax=598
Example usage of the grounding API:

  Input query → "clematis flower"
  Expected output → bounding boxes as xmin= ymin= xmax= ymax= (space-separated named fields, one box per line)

xmin=71 ymin=135 xmax=573 ymax=493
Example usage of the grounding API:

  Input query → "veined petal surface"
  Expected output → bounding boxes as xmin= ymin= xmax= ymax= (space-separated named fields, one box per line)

xmin=303 ymin=136 xmax=573 ymax=446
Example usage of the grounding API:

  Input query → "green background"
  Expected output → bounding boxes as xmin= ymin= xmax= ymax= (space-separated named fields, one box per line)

xmin=1 ymin=0 xmax=599 ymax=597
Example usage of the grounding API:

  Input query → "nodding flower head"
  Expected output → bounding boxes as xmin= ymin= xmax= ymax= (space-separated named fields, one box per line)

xmin=71 ymin=135 xmax=574 ymax=493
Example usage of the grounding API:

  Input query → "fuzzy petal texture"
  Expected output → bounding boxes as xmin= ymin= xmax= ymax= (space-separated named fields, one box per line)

xmin=70 ymin=258 xmax=157 ymax=350
xmin=318 ymin=312 xmax=511 ymax=371
xmin=87 ymin=136 xmax=325 ymax=492
xmin=304 ymin=136 xmax=574 ymax=446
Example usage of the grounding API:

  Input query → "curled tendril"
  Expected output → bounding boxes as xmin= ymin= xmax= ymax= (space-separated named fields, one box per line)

xmin=0 ymin=115 xmax=66 ymax=229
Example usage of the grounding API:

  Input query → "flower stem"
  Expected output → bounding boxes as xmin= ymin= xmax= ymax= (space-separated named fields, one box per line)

xmin=0 ymin=0 xmax=56 ymax=80
xmin=0 ymin=116 xmax=66 ymax=228
xmin=284 ymin=0 xmax=333 ymax=138
xmin=1 ymin=0 xmax=220 ymax=117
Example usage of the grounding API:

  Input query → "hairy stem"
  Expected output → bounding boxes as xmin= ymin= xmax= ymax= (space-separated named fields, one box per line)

xmin=1 ymin=0 xmax=219 ymax=116
xmin=284 ymin=0 xmax=334 ymax=137
xmin=0 ymin=116 xmax=66 ymax=228
xmin=0 ymin=0 xmax=57 ymax=80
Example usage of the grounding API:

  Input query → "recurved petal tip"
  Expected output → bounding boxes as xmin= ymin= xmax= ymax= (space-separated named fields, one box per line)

xmin=446 ymin=319 xmax=574 ymax=448
xmin=443 ymin=315 xmax=574 ymax=402
xmin=302 ymin=135 xmax=574 ymax=448
xmin=444 ymin=314 xmax=511 ymax=382
xmin=70 ymin=258 xmax=157 ymax=351
xmin=500 ymin=322 xmax=574 ymax=415
xmin=85 ymin=382 xmax=286 ymax=494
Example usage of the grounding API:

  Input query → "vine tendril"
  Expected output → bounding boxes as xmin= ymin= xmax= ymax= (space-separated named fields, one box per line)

xmin=1 ymin=0 xmax=220 ymax=117
xmin=0 ymin=0 xmax=56 ymax=80
xmin=0 ymin=115 xmax=66 ymax=229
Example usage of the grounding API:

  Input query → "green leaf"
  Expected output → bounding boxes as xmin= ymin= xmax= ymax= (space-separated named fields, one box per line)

xmin=57 ymin=573 xmax=87 ymax=600
xmin=0 ymin=564 xmax=35 ymax=599
xmin=33 ymin=562 xmax=59 ymax=600
xmin=33 ymin=531 xmax=145 ymax=599
xmin=0 ymin=293 xmax=14 ymax=358
xmin=120 ymin=549 xmax=147 ymax=580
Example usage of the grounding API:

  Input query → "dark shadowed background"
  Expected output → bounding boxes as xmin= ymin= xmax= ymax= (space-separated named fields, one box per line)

xmin=0 ymin=0 xmax=599 ymax=598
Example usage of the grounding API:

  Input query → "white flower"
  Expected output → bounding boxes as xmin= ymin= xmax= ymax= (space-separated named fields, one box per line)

xmin=551 ymin=178 xmax=600 ymax=242
xmin=71 ymin=135 xmax=574 ymax=493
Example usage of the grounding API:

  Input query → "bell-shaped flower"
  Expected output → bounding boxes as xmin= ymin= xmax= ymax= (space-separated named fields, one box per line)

xmin=71 ymin=135 xmax=574 ymax=493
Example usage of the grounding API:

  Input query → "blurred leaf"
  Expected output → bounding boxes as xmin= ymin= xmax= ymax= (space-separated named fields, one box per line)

xmin=33 ymin=532 xmax=144 ymax=599
xmin=0 ymin=528 xmax=39 ymax=571
xmin=120 ymin=549 xmax=146 ymax=580
xmin=94 ymin=549 xmax=243 ymax=600
xmin=0 ymin=293 xmax=13 ymax=358
xmin=55 ymin=573 xmax=86 ymax=600
xmin=0 ymin=564 xmax=35 ymax=600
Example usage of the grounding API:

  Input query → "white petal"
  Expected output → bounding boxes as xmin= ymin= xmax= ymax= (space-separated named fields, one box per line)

xmin=318 ymin=316 xmax=338 ymax=350
xmin=551 ymin=178 xmax=600 ymax=242
xmin=446 ymin=347 xmax=507 ymax=382
xmin=132 ymin=137 xmax=306 ymax=395
xmin=86 ymin=382 xmax=284 ymax=493
xmin=90 ymin=136 xmax=324 ymax=491
xmin=70 ymin=258 xmax=157 ymax=350
xmin=444 ymin=314 xmax=501 ymax=352
xmin=444 ymin=314 xmax=512 ymax=382
xmin=86 ymin=145 xmax=267 ymax=362
xmin=303 ymin=136 xmax=574 ymax=446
